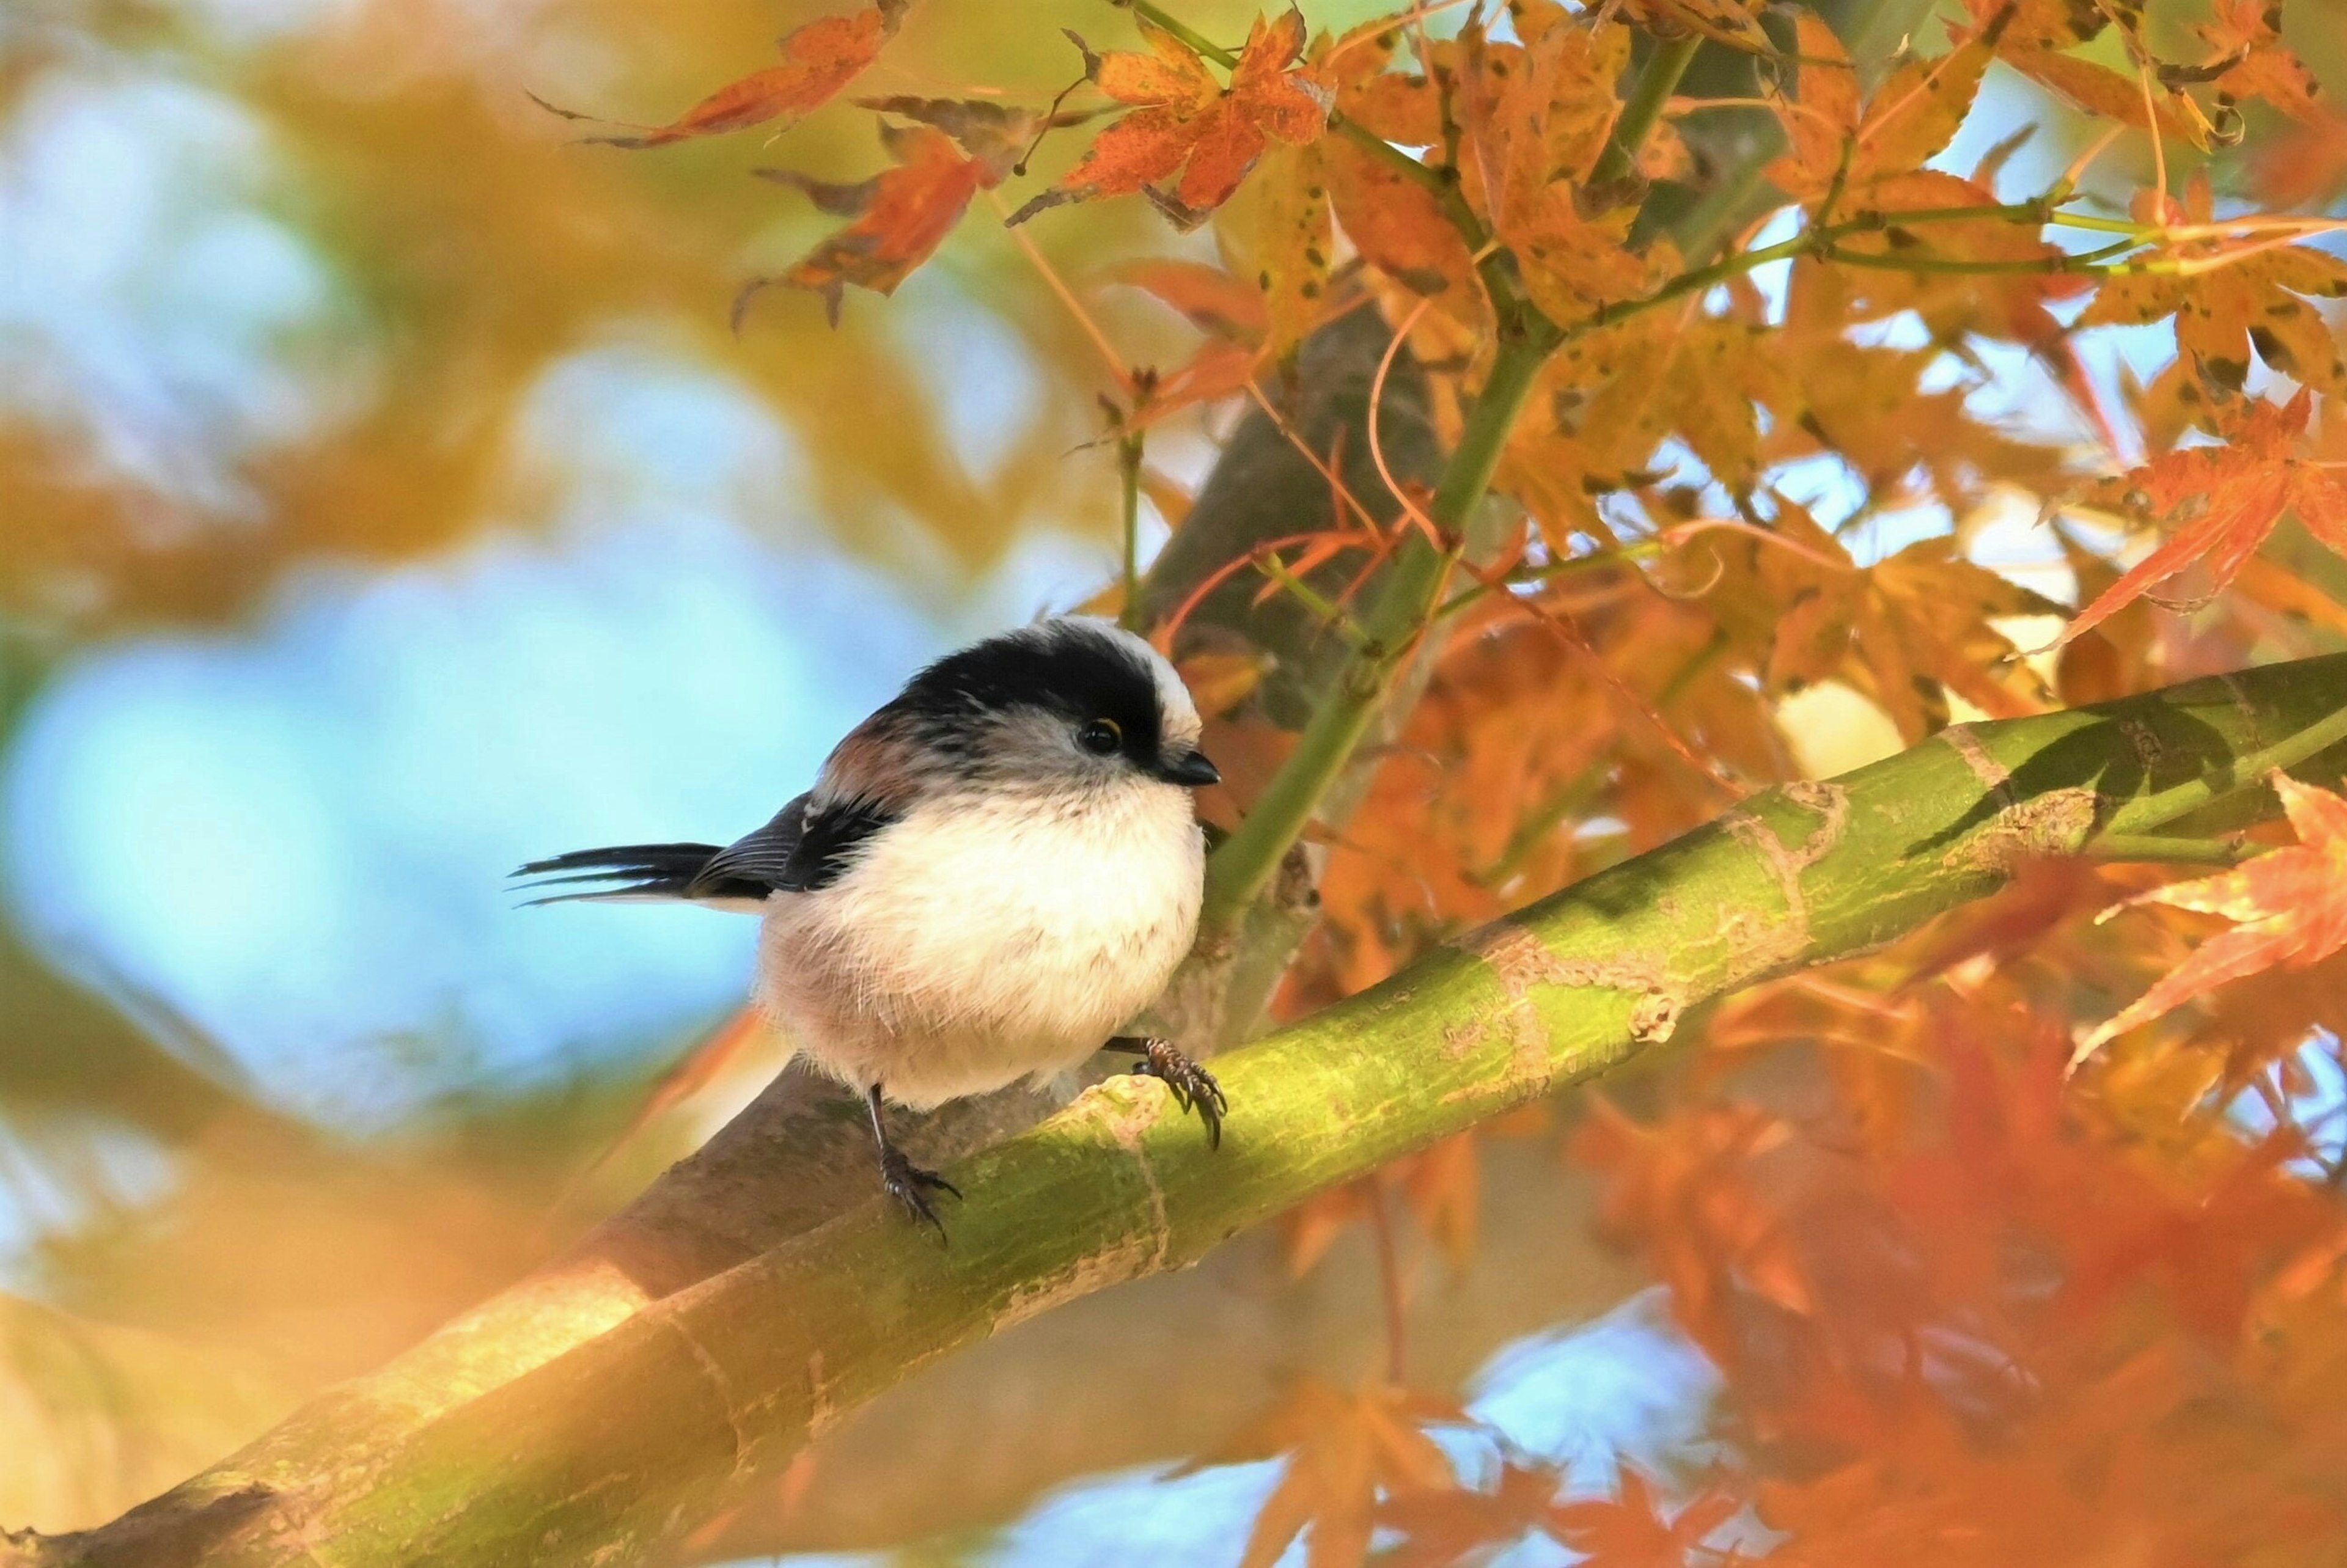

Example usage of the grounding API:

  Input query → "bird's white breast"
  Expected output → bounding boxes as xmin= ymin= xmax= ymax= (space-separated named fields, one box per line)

xmin=754 ymin=782 xmax=1205 ymax=1108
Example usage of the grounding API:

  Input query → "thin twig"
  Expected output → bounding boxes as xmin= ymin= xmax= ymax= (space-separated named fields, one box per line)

xmin=1118 ymin=428 xmax=1146 ymax=629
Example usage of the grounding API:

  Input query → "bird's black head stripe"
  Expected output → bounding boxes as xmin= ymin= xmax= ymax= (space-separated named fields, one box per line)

xmin=893 ymin=621 xmax=1166 ymax=766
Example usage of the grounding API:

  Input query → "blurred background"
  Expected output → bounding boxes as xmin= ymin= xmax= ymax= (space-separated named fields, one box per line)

xmin=5 ymin=0 xmax=2345 ymax=1562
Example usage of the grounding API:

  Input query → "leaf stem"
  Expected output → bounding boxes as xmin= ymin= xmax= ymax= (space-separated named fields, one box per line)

xmin=2082 ymin=833 xmax=2259 ymax=865
xmin=1117 ymin=429 xmax=1145 ymax=630
xmin=1124 ymin=0 xmax=1235 ymax=67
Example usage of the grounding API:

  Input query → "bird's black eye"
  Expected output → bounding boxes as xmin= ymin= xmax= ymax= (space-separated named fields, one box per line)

xmin=1078 ymin=719 xmax=1122 ymax=755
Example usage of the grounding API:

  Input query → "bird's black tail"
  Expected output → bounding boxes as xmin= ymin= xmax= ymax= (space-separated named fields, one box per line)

xmin=510 ymin=843 xmax=722 ymax=906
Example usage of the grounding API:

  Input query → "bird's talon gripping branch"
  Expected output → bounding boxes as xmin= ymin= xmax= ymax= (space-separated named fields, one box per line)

xmin=878 ymin=1146 xmax=960 ymax=1232
xmin=1128 ymin=1037 xmax=1227 ymax=1149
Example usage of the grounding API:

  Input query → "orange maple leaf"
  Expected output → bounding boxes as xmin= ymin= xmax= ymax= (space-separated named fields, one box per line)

xmin=1767 ymin=13 xmax=1997 ymax=202
xmin=742 ymin=118 xmax=1008 ymax=326
xmin=2074 ymin=774 xmax=2347 ymax=1066
xmin=1218 ymin=1379 xmax=1463 ymax=1568
xmin=2079 ymin=180 xmax=2347 ymax=398
xmin=1379 ymin=1461 xmax=1562 ymax=1568
xmin=2057 ymin=390 xmax=2347 ymax=644
xmin=2184 ymin=0 xmax=2326 ymax=123
xmin=1009 ymin=10 xmax=1331 ymax=229
xmin=532 ymin=0 xmax=904 ymax=149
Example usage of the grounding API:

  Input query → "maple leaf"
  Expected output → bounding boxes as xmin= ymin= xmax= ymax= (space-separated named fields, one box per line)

xmin=1213 ymin=1379 xmax=1463 ymax=1568
xmin=1106 ymin=260 xmax=1266 ymax=422
xmin=2074 ymin=774 xmax=2347 ymax=1066
xmin=1546 ymin=1470 xmax=1743 ymax=1567
xmin=2255 ymin=108 xmax=2347 ymax=210
xmin=1823 ymin=170 xmax=2089 ymax=353
xmin=1707 ymin=497 xmax=2053 ymax=742
xmin=1309 ymin=21 xmax=1474 ymax=299
xmin=1962 ymin=0 xmax=2129 ymax=51
xmin=2079 ymin=178 xmax=2347 ymax=398
xmin=2181 ymin=0 xmax=2326 ymax=124
xmin=1009 ymin=11 xmax=1331 ymax=230
xmin=1456 ymin=13 xmax=1631 ymax=229
xmin=742 ymin=120 xmax=1005 ymax=326
xmin=1379 ymin=1460 xmax=1562 ymax=1568
xmin=531 ymin=0 xmax=905 ymax=149
xmin=1324 ymin=137 xmax=1477 ymax=297
xmin=853 ymin=95 xmax=1045 ymax=174
xmin=1217 ymin=139 xmax=1333 ymax=360
xmin=2057 ymin=390 xmax=2347 ymax=644
xmin=1768 ymin=14 xmax=1996 ymax=203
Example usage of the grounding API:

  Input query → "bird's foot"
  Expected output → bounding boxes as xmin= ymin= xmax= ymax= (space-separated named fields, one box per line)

xmin=879 ymin=1146 xmax=960 ymax=1233
xmin=1130 ymin=1039 xmax=1227 ymax=1149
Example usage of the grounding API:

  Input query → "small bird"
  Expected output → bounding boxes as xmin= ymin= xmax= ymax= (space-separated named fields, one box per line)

xmin=515 ymin=617 xmax=1227 ymax=1227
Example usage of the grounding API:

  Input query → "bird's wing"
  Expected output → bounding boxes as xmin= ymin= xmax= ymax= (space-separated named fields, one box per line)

xmin=774 ymin=795 xmax=897 ymax=891
xmin=688 ymin=795 xmax=812 ymax=898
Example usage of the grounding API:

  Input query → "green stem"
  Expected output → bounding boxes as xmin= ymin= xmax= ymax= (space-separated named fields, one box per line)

xmin=1125 ymin=0 xmax=1233 ymax=65
xmin=2048 ymin=210 xmax=2151 ymax=236
xmin=1818 ymin=238 xmax=2141 ymax=276
xmin=2082 ymin=834 xmax=2258 ymax=865
xmin=2109 ymin=700 xmax=2347 ymax=836
xmin=1117 ymin=431 xmax=1145 ymax=630
xmin=1593 ymin=34 xmax=1703 ymax=189
xmin=1200 ymin=321 xmax=1559 ymax=931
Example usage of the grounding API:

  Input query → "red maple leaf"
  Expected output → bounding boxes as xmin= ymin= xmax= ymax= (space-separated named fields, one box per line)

xmin=2074 ymin=773 xmax=2347 ymax=1066
xmin=2057 ymin=390 xmax=2347 ymax=645
xmin=532 ymin=0 xmax=904 ymax=149
xmin=1009 ymin=10 xmax=1331 ymax=229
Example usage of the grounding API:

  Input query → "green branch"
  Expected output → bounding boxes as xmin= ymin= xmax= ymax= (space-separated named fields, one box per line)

xmin=1200 ymin=320 xmax=1559 ymax=931
xmin=42 ymin=654 xmax=2346 ymax=1568
xmin=1592 ymin=34 xmax=1702 ymax=190
xmin=1200 ymin=24 xmax=1727 ymax=934
xmin=2109 ymin=698 xmax=2347 ymax=836
xmin=1125 ymin=0 xmax=1233 ymax=65
xmin=1117 ymin=428 xmax=1145 ymax=630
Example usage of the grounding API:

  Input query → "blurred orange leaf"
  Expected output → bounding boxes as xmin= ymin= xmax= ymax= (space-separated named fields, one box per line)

xmin=1768 ymin=13 xmax=1994 ymax=200
xmin=2075 ymin=773 xmax=2347 ymax=1064
xmin=2186 ymin=0 xmax=2326 ymax=122
xmin=1379 ymin=1460 xmax=1562 ymax=1568
xmin=2059 ymin=390 xmax=2347 ymax=644
xmin=743 ymin=122 xmax=1003 ymax=326
xmin=1548 ymin=1470 xmax=1741 ymax=1567
xmin=1219 ymin=1379 xmax=1463 ymax=1568
xmin=533 ymin=0 xmax=905 ymax=149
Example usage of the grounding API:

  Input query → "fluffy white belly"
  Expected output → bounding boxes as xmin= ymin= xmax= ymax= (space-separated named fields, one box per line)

xmin=754 ymin=785 xmax=1205 ymax=1108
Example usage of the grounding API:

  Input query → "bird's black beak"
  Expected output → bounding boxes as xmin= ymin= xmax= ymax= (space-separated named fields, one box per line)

xmin=1156 ymin=748 xmax=1221 ymax=788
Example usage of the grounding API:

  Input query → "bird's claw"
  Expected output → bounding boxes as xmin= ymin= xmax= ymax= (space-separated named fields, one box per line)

xmin=1131 ymin=1039 xmax=1227 ymax=1149
xmin=879 ymin=1146 xmax=960 ymax=1233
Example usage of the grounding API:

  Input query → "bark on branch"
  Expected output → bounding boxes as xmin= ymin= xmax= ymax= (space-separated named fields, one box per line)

xmin=29 ymin=652 xmax=2347 ymax=1568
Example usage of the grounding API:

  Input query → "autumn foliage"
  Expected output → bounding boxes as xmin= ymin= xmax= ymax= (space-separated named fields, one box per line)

xmin=13 ymin=0 xmax=2347 ymax=1559
xmin=493 ymin=0 xmax=2347 ymax=1556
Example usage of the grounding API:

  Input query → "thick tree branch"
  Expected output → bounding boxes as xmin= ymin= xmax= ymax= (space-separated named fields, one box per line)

xmin=32 ymin=653 xmax=2347 ymax=1568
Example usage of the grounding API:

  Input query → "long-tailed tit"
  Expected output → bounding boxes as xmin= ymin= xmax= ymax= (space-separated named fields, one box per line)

xmin=515 ymin=617 xmax=1225 ymax=1227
